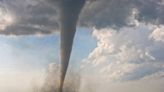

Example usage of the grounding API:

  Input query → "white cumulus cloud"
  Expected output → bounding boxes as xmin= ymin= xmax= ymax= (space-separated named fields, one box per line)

xmin=149 ymin=26 xmax=164 ymax=42
xmin=81 ymin=24 xmax=164 ymax=82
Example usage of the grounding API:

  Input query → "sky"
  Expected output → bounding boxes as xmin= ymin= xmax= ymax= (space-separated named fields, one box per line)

xmin=0 ymin=28 xmax=95 ymax=70
xmin=0 ymin=28 xmax=97 ymax=92
xmin=0 ymin=0 xmax=164 ymax=92
xmin=0 ymin=25 xmax=164 ymax=92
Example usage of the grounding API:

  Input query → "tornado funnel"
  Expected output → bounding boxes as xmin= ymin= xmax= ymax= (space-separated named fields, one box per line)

xmin=58 ymin=0 xmax=85 ymax=92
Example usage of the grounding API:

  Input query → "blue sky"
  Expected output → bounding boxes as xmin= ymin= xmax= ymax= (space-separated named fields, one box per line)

xmin=0 ymin=28 xmax=96 ymax=71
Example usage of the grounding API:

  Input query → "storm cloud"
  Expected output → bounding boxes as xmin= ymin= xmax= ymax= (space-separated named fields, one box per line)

xmin=0 ymin=0 xmax=164 ymax=35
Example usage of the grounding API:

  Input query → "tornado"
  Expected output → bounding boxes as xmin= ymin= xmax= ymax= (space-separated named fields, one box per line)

xmin=58 ymin=0 xmax=86 ymax=92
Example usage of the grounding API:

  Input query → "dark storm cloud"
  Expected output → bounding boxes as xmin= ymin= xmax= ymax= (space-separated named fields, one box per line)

xmin=132 ymin=0 xmax=164 ymax=24
xmin=0 ymin=24 xmax=53 ymax=35
xmin=80 ymin=0 xmax=133 ymax=28
xmin=0 ymin=0 xmax=164 ymax=35
xmin=80 ymin=0 xmax=164 ymax=28
xmin=0 ymin=0 xmax=59 ymax=35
